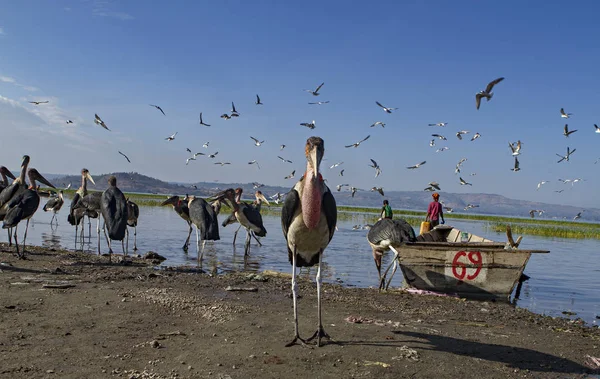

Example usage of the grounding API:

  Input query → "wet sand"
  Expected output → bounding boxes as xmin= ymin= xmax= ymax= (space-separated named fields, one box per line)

xmin=0 ymin=242 xmax=598 ymax=378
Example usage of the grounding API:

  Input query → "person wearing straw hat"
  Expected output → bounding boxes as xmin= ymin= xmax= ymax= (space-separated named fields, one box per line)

xmin=426 ymin=192 xmax=445 ymax=227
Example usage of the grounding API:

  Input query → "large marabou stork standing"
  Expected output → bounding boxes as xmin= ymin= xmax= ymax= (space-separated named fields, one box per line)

xmin=221 ymin=189 xmax=269 ymax=247
xmin=367 ymin=218 xmax=416 ymax=290
xmin=281 ymin=136 xmax=337 ymax=347
xmin=67 ymin=168 xmax=95 ymax=245
xmin=0 ymin=156 xmax=31 ymax=246
xmin=0 ymin=166 xmax=16 ymax=192
xmin=161 ymin=195 xmax=193 ymax=250
xmin=2 ymin=168 xmax=56 ymax=258
xmin=126 ymin=199 xmax=140 ymax=251
xmin=185 ymin=195 xmax=220 ymax=263
xmin=100 ymin=176 xmax=128 ymax=260
xmin=214 ymin=188 xmax=267 ymax=256
xmin=74 ymin=191 xmax=103 ymax=253
xmin=43 ymin=190 xmax=64 ymax=226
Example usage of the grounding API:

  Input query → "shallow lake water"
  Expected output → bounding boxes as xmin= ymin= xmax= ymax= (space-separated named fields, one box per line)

xmin=10 ymin=202 xmax=600 ymax=326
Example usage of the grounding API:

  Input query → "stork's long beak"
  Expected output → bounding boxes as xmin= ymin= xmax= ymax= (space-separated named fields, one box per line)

xmin=257 ymin=192 xmax=270 ymax=205
xmin=86 ymin=172 xmax=95 ymax=185
xmin=0 ymin=167 xmax=16 ymax=180
xmin=309 ymin=146 xmax=321 ymax=178
xmin=34 ymin=171 xmax=56 ymax=189
xmin=160 ymin=195 xmax=179 ymax=206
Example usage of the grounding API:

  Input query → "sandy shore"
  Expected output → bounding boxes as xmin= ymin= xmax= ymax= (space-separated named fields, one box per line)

xmin=0 ymin=242 xmax=598 ymax=379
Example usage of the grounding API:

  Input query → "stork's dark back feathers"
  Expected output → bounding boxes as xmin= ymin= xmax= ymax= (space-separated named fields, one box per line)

xmin=367 ymin=218 xmax=416 ymax=248
xmin=67 ymin=193 xmax=82 ymax=225
xmin=127 ymin=200 xmax=139 ymax=227
xmin=242 ymin=205 xmax=267 ymax=237
xmin=2 ymin=189 xmax=40 ymax=228
xmin=189 ymin=197 xmax=220 ymax=241
xmin=101 ymin=186 xmax=128 ymax=241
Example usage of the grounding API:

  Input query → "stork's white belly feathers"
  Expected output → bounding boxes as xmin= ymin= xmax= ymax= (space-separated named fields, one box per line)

xmin=287 ymin=208 xmax=330 ymax=262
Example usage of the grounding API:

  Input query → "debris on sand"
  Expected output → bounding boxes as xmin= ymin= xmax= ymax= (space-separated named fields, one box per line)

xmin=363 ymin=360 xmax=390 ymax=368
xmin=392 ymin=345 xmax=420 ymax=362
xmin=585 ymin=355 xmax=600 ymax=370
xmin=144 ymin=252 xmax=166 ymax=263
xmin=225 ymin=286 xmax=258 ymax=292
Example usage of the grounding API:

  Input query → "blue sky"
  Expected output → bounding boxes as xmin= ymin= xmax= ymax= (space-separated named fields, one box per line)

xmin=1 ymin=1 xmax=599 ymax=208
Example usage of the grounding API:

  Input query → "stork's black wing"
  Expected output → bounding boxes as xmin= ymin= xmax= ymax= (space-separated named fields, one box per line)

xmin=242 ymin=205 xmax=266 ymax=237
xmin=322 ymin=187 xmax=337 ymax=242
xmin=281 ymin=188 xmax=300 ymax=241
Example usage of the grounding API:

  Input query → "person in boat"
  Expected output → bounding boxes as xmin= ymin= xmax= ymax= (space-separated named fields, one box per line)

xmin=381 ymin=199 xmax=393 ymax=220
xmin=425 ymin=192 xmax=445 ymax=227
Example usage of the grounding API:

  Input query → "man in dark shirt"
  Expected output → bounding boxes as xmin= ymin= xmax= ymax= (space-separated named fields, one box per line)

xmin=426 ymin=192 xmax=444 ymax=227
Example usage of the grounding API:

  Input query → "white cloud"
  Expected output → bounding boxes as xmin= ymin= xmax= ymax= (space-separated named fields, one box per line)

xmin=0 ymin=27 xmax=4 ymax=35
xmin=0 ymin=75 xmax=38 ymax=92
xmin=0 ymin=76 xmax=16 ymax=83
xmin=92 ymin=0 xmax=133 ymax=21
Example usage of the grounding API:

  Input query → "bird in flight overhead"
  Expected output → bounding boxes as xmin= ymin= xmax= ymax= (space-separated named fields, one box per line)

xmin=370 ymin=187 xmax=385 ymax=196
xmin=94 ymin=113 xmax=110 ymax=131
xmin=563 ymin=124 xmax=577 ymax=137
xmin=428 ymin=122 xmax=448 ymax=127
xmin=556 ymin=147 xmax=576 ymax=163
xmin=595 ymin=124 xmax=600 ymax=133
xmin=284 ymin=170 xmax=296 ymax=179
xmin=475 ymin=77 xmax=504 ymax=110
xmin=345 ymin=135 xmax=370 ymax=148
xmin=66 ymin=120 xmax=74 ymax=124
xmin=509 ymin=141 xmax=522 ymax=156
xmin=149 ymin=104 xmax=165 ymax=116
xmin=369 ymin=159 xmax=381 ymax=177
xmin=280 ymin=144 xmax=286 ymax=150
xmin=456 ymin=130 xmax=470 ymax=140
xmin=199 ymin=112 xmax=211 ymax=126
xmin=255 ymin=94 xmax=263 ymax=105
xmin=432 ymin=134 xmax=447 ymax=140
xmin=202 ymin=142 xmax=209 ymax=148
xmin=248 ymin=160 xmax=260 ymax=169
xmin=165 ymin=132 xmax=178 ymax=141
xmin=510 ymin=156 xmax=521 ymax=172
xmin=231 ymin=102 xmax=239 ymax=116
xmin=370 ymin=121 xmax=386 ymax=128
xmin=560 ymin=108 xmax=572 ymax=119
xmin=214 ymin=162 xmax=231 ymax=166
xmin=304 ymin=82 xmax=324 ymax=96
xmin=471 ymin=132 xmax=481 ymax=141
xmin=407 ymin=161 xmax=426 ymax=169
xmin=278 ymin=156 xmax=293 ymax=164
xmin=220 ymin=113 xmax=231 ymax=120
xmin=375 ymin=101 xmax=398 ymax=114
xmin=459 ymin=177 xmax=473 ymax=186
xmin=537 ymin=180 xmax=549 ymax=190
xmin=436 ymin=147 xmax=449 ymax=153
xmin=118 ymin=151 xmax=131 ymax=163
xmin=250 ymin=136 xmax=265 ymax=146
xmin=29 ymin=100 xmax=49 ymax=105
xmin=329 ymin=162 xmax=343 ymax=169
xmin=207 ymin=152 xmax=219 ymax=158
xmin=429 ymin=181 xmax=441 ymax=190
xmin=339 ymin=169 xmax=344 ymax=177
xmin=308 ymin=100 xmax=330 ymax=105
xmin=300 ymin=120 xmax=316 ymax=129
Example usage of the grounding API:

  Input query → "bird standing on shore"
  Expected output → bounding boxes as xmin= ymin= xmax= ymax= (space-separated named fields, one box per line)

xmin=43 ymin=190 xmax=64 ymax=226
xmin=281 ymin=136 xmax=337 ymax=347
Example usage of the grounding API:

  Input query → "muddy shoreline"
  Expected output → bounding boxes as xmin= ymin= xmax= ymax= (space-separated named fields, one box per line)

xmin=0 ymin=243 xmax=599 ymax=378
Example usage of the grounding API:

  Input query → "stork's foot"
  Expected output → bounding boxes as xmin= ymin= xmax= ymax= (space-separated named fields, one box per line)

xmin=182 ymin=244 xmax=189 ymax=252
xmin=306 ymin=326 xmax=332 ymax=347
xmin=285 ymin=335 xmax=312 ymax=348
xmin=133 ymin=246 xmax=138 ymax=252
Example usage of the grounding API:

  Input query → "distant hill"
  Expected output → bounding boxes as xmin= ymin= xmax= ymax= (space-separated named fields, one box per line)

xmin=48 ymin=171 xmax=599 ymax=221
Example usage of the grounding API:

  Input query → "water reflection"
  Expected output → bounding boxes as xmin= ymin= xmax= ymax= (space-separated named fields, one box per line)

xmin=8 ymin=203 xmax=600 ymax=325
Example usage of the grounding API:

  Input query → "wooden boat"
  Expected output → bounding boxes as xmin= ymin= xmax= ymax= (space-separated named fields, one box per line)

xmin=397 ymin=225 xmax=549 ymax=300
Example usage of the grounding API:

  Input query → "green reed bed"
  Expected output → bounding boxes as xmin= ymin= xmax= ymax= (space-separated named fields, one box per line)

xmin=485 ymin=222 xmax=600 ymax=239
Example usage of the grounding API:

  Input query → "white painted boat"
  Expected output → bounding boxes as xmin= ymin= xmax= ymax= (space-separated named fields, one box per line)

xmin=398 ymin=225 xmax=549 ymax=300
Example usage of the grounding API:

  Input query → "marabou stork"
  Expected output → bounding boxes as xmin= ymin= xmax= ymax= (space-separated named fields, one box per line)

xmin=2 ymin=168 xmax=56 ymax=258
xmin=0 ymin=155 xmax=31 ymax=247
xmin=367 ymin=218 xmax=416 ymax=290
xmin=221 ymin=189 xmax=269 ymax=247
xmin=184 ymin=194 xmax=220 ymax=263
xmin=214 ymin=188 xmax=267 ymax=256
xmin=281 ymin=136 xmax=337 ymax=347
xmin=100 ymin=176 xmax=128 ymax=260
xmin=43 ymin=190 xmax=64 ymax=226
xmin=67 ymin=169 xmax=95 ymax=244
xmin=73 ymin=191 xmax=103 ymax=253
xmin=126 ymin=199 xmax=140 ymax=251
xmin=161 ymin=195 xmax=193 ymax=250
xmin=0 ymin=166 xmax=16 ymax=192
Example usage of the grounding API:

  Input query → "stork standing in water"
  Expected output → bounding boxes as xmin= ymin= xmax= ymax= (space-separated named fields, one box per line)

xmin=67 ymin=169 xmax=95 ymax=245
xmin=214 ymin=188 xmax=267 ymax=256
xmin=221 ymin=189 xmax=269 ymax=247
xmin=281 ymin=136 xmax=337 ymax=347
xmin=101 ymin=176 xmax=128 ymax=261
xmin=126 ymin=199 xmax=139 ymax=251
xmin=74 ymin=191 xmax=103 ymax=253
xmin=161 ymin=195 xmax=193 ymax=250
xmin=43 ymin=190 xmax=64 ymax=227
xmin=184 ymin=194 xmax=220 ymax=263
xmin=367 ymin=218 xmax=416 ymax=290
xmin=2 ymin=168 xmax=56 ymax=258
xmin=0 ymin=156 xmax=31 ymax=246
xmin=0 ymin=166 xmax=16 ymax=192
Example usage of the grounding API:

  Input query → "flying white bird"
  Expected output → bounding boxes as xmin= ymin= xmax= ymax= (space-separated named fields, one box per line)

xmin=509 ymin=141 xmax=522 ymax=156
xmin=345 ymin=135 xmax=370 ymax=148
xmin=29 ymin=100 xmax=49 ymax=105
xmin=370 ymin=187 xmax=385 ymax=196
xmin=563 ymin=124 xmax=577 ymax=137
xmin=278 ymin=156 xmax=293 ymax=163
xmin=432 ymin=134 xmax=447 ymax=140
xmin=471 ymin=132 xmax=481 ymax=141
xmin=248 ymin=160 xmax=261 ymax=169
xmin=339 ymin=169 xmax=344 ymax=177
xmin=308 ymin=100 xmax=330 ymax=105
xmin=456 ymin=130 xmax=470 ymax=140
xmin=202 ymin=142 xmax=210 ymax=148
xmin=94 ymin=114 xmax=110 ymax=131
xmin=375 ymin=101 xmax=398 ymax=114
xmin=304 ymin=82 xmax=324 ymax=96
xmin=150 ymin=104 xmax=166 ymax=116
xmin=428 ymin=122 xmax=448 ymax=127
xmin=560 ymin=108 xmax=572 ymax=119
xmin=300 ymin=120 xmax=316 ymax=129
xmin=330 ymin=162 xmax=343 ymax=169
xmin=208 ymin=152 xmax=218 ymax=158
xmin=429 ymin=139 xmax=435 ymax=147
xmin=250 ymin=136 xmax=265 ymax=146
xmin=556 ymin=147 xmax=576 ymax=163
xmin=475 ymin=77 xmax=504 ymax=110
xmin=370 ymin=121 xmax=386 ymax=128
xmin=536 ymin=180 xmax=549 ymax=190
xmin=595 ymin=124 xmax=600 ymax=133
xmin=436 ymin=147 xmax=449 ymax=153
xmin=284 ymin=170 xmax=296 ymax=179
xmin=336 ymin=184 xmax=349 ymax=192
xmin=429 ymin=181 xmax=441 ymax=190
xmin=407 ymin=161 xmax=426 ymax=169
xmin=165 ymin=132 xmax=178 ymax=141
xmin=459 ymin=177 xmax=472 ymax=186
xmin=118 ymin=151 xmax=131 ymax=163
xmin=369 ymin=159 xmax=381 ymax=177
xmin=214 ymin=162 xmax=231 ymax=166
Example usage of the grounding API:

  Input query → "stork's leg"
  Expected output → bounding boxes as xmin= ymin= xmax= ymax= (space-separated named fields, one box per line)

xmin=233 ymin=224 xmax=242 ymax=245
xmin=122 ymin=238 xmax=126 ymax=257
xmin=50 ymin=213 xmax=56 ymax=226
xmin=200 ymin=240 xmax=206 ymax=262
xmin=380 ymin=246 xmax=400 ymax=291
xmin=22 ymin=219 xmax=30 ymax=254
xmin=133 ymin=226 xmax=137 ymax=251
xmin=244 ymin=230 xmax=251 ymax=256
xmin=8 ymin=228 xmax=12 ymax=247
xmin=96 ymin=217 xmax=101 ymax=254
xmin=126 ymin=228 xmax=129 ymax=254
xmin=251 ymin=231 xmax=262 ymax=247
xmin=307 ymin=250 xmax=331 ymax=346
xmin=88 ymin=217 xmax=92 ymax=238
xmin=13 ymin=225 xmax=20 ymax=259
xmin=102 ymin=221 xmax=112 ymax=258
xmin=74 ymin=224 xmax=78 ymax=249
xmin=183 ymin=222 xmax=192 ymax=251
xmin=285 ymin=245 xmax=309 ymax=348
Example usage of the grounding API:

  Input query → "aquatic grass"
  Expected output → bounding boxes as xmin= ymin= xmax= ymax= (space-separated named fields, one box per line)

xmin=485 ymin=222 xmax=600 ymax=239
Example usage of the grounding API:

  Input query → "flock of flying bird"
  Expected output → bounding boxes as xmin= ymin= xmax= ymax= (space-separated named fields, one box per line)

xmin=8 ymin=76 xmax=595 ymax=347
